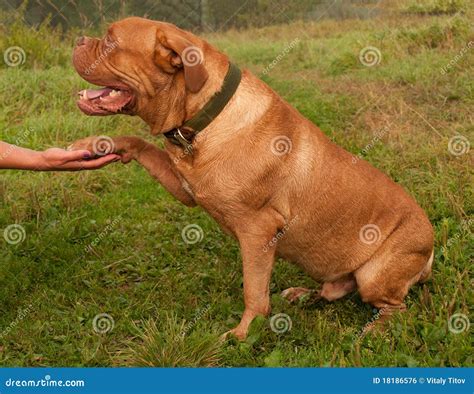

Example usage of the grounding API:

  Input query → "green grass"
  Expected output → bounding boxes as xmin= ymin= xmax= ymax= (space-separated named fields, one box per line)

xmin=0 ymin=3 xmax=473 ymax=367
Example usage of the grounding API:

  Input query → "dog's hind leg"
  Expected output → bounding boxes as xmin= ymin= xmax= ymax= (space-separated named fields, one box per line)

xmin=320 ymin=274 xmax=357 ymax=301
xmin=281 ymin=287 xmax=314 ymax=302
xmin=354 ymin=248 xmax=432 ymax=330
xmin=282 ymin=274 xmax=357 ymax=303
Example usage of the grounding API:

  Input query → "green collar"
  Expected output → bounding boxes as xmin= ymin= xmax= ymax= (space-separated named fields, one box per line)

xmin=164 ymin=63 xmax=242 ymax=152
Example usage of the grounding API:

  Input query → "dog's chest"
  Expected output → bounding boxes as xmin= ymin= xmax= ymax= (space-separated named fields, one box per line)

xmin=174 ymin=163 xmax=245 ymax=231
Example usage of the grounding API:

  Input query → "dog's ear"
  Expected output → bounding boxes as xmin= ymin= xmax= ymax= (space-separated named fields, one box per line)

xmin=155 ymin=29 xmax=209 ymax=93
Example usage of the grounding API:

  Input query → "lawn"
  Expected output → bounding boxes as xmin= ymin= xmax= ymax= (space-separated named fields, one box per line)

xmin=0 ymin=2 xmax=472 ymax=367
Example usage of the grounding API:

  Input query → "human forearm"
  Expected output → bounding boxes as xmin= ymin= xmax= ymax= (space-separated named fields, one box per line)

xmin=0 ymin=142 xmax=45 ymax=170
xmin=0 ymin=141 xmax=119 ymax=171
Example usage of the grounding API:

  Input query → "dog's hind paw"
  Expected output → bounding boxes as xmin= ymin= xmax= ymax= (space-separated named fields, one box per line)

xmin=281 ymin=287 xmax=315 ymax=303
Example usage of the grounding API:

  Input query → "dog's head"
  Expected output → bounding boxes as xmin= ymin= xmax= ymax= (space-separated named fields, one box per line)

xmin=73 ymin=17 xmax=216 ymax=132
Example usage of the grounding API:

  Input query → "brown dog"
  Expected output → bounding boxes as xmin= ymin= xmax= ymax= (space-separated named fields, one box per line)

xmin=70 ymin=17 xmax=434 ymax=339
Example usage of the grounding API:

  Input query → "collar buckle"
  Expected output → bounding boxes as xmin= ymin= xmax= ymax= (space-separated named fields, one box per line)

xmin=173 ymin=127 xmax=194 ymax=153
xmin=163 ymin=63 xmax=241 ymax=153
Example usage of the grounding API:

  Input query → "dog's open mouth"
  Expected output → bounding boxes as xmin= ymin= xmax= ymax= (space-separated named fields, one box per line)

xmin=77 ymin=86 xmax=133 ymax=115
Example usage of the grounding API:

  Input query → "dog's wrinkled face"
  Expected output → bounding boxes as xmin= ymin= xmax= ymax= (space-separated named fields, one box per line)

xmin=73 ymin=17 xmax=209 ymax=126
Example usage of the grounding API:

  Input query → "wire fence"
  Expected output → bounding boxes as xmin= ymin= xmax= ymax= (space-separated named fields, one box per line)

xmin=1 ymin=0 xmax=382 ymax=32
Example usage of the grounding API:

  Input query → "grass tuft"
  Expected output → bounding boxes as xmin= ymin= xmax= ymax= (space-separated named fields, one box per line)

xmin=116 ymin=315 xmax=222 ymax=367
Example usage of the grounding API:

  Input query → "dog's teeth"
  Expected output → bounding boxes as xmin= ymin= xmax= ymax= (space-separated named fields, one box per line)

xmin=82 ymin=90 xmax=88 ymax=100
xmin=109 ymin=90 xmax=121 ymax=97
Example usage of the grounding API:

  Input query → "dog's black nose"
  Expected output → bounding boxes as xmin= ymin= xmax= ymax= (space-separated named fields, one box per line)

xmin=76 ymin=36 xmax=86 ymax=46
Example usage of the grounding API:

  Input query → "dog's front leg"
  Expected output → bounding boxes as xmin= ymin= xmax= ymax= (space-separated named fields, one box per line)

xmin=69 ymin=136 xmax=196 ymax=207
xmin=129 ymin=139 xmax=197 ymax=207
xmin=225 ymin=216 xmax=280 ymax=340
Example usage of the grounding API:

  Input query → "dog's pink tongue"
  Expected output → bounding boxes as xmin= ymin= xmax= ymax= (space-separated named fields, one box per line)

xmin=81 ymin=88 xmax=112 ymax=99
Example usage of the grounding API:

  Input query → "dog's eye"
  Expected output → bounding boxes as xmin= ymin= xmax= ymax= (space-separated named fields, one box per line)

xmin=104 ymin=36 xmax=117 ymax=49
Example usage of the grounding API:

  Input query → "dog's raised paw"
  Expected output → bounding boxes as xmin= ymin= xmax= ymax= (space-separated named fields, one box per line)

xmin=67 ymin=136 xmax=116 ymax=158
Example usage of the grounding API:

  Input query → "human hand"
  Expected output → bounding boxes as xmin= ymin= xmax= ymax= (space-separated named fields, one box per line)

xmin=38 ymin=148 xmax=120 ymax=171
